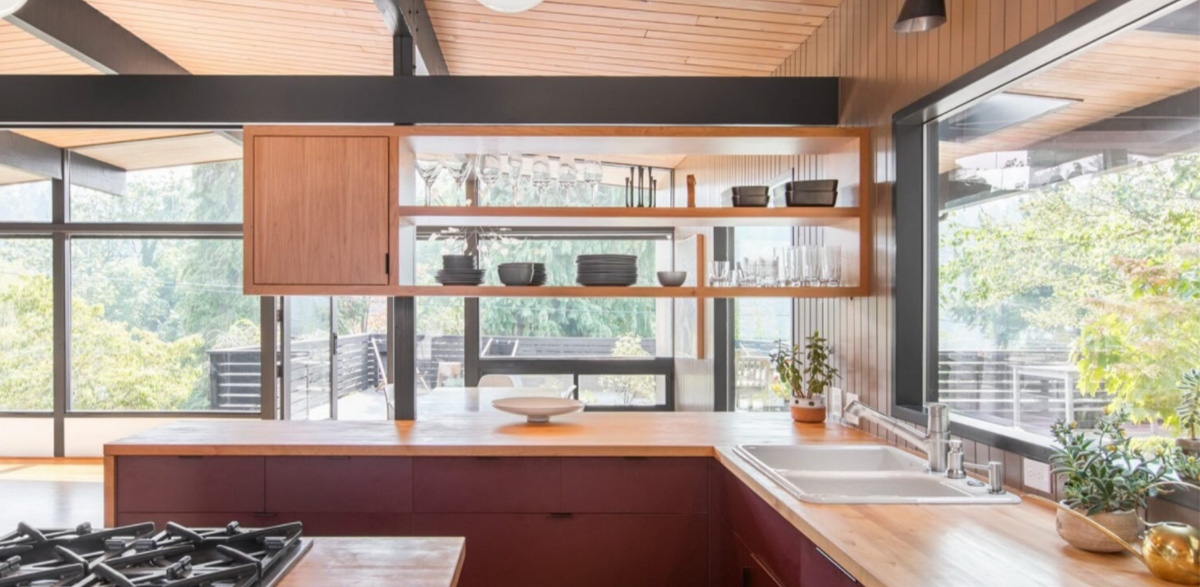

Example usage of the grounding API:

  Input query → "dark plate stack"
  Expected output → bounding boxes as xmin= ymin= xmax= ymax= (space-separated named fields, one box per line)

xmin=531 ymin=263 xmax=547 ymax=286
xmin=576 ymin=254 xmax=638 ymax=287
xmin=732 ymin=186 xmax=770 ymax=207
xmin=437 ymin=254 xmax=484 ymax=286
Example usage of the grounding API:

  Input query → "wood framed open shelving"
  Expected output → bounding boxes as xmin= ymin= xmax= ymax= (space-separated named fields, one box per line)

xmin=392 ymin=125 xmax=871 ymax=300
xmin=394 ymin=285 xmax=865 ymax=298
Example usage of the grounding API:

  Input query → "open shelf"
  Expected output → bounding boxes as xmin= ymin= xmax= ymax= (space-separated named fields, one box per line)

xmin=397 ymin=206 xmax=861 ymax=228
xmin=395 ymin=285 xmax=865 ymax=298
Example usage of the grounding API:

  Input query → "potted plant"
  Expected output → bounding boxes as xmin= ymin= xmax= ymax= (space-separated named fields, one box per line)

xmin=1177 ymin=369 xmax=1200 ymax=456
xmin=1050 ymin=408 xmax=1170 ymax=553
xmin=771 ymin=331 xmax=840 ymax=424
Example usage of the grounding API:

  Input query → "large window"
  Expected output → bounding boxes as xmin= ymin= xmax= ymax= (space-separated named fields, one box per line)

xmin=733 ymin=227 xmax=795 ymax=412
xmin=901 ymin=2 xmax=1200 ymax=446
xmin=0 ymin=239 xmax=53 ymax=411
xmin=0 ymin=129 xmax=253 ymax=454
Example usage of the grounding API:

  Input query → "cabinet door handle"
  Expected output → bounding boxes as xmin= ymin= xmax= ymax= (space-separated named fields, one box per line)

xmin=816 ymin=546 xmax=857 ymax=584
xmin=741 ymin=567 xmax=753 ymax=587
xmin=324 ymin=456 xmax=351 ymax=461
xmin=177 ymin=456 xmax=203 ymax=460
xmin=252 ymin=512 xmax=277 ymax=519
xmin=549 ymin=513 xmax=574 ymax=519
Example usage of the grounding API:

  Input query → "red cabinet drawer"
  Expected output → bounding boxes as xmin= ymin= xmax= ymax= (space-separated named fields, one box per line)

xmin=265 ymin=456 xmax=411 ymax=513
xmin=713 ymin=465 xmax=805 ymax=587
xmin=413 ymin=457 xmax=561 ymax=513
xmin=116 ymin=511 xmax=411 ymax=537
xmin=563 ymin=514 xmax=708 ymax=587
xmin=801 ymin=540 xmax=859 ymax=586
xmin=561 ymin=457 xmax=708 ymax=513
xmin=414 ymin=513 xmax=568 ymax=587
xmin=116 ymin=456 xmax=265 ymax=513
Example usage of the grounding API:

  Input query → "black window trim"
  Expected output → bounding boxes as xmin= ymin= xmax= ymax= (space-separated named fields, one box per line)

xmin=892 ymin=0 xmax=1190 ymax=462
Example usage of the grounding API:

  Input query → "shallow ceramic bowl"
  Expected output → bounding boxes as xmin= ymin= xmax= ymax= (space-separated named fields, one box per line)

xmin=657 ymin=271 xmax=688 ymax=287
xmin=492 ymin=397 xmax=584 ymax=423
xmin=732 ymin=185 xmax=769 ymax=197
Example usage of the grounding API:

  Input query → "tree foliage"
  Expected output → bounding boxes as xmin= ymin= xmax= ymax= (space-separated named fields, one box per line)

xmin=940 ymin=154 xmax=1200 ymax=428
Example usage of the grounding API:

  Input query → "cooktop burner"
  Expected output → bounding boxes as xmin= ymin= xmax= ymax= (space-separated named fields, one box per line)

xmin=0 ymin=520 xmax=309 ymax=587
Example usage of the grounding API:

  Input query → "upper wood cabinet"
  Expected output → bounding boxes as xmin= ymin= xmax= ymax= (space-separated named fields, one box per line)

xmin=243 ymin=127 xmax=398 ymax=294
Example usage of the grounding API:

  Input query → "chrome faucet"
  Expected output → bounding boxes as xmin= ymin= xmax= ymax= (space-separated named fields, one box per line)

xmin=838 ymin=393 xmax=953 ymax=473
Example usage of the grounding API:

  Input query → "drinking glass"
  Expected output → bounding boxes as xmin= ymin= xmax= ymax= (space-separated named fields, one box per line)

xmin=583 ymin=160 xmax=603 ymax=206
xmin=415 ymin=157 xmax=442 ymax=206
xmin=557 ymin=156 xmax=578 ymax=205
xmin=478 ymin=153 xmax=502 ymax=206
xmin=757 ymin=255 xmax=778 ymax=287
xmin=506 ymin=152 xmax=524 ymax=205
xmin=531 ymin=155 xmax=552 ymax=205
xmin=710 ymin=261 xmax=731 ymax=287
xmin=442 ymin=154 xmax=474 ymax=205
xmin=820 ymin=245 xmax=842 ymax=286
xmin=801 ymin=245 xmax=821 ymax=286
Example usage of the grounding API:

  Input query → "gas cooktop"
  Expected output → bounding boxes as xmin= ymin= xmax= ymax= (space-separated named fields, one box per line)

xmin=0 ymin=520 xmax=310 ymax=586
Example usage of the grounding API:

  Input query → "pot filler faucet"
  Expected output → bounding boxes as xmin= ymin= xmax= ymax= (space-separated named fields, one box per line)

xmin=835 ymin=392 xmax=1006 ymax=493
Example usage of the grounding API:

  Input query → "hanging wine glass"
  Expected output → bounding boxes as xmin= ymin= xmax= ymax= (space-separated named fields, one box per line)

xmin=531 ymin=155 xmax=552 ymax=205
xmin=478 ymin=153 xmax=502 ymax=206
xmin=557 ymin=156 xmax=578 ymax=206
xmin=582 ymin=159 xmax=603 ymax=206
xmin=442 ymin=154 xmax=474 ymax=205
xmin=506 ymin=152 xmax=524 ymax=205
xmin=415 ymin=157 xmax=442 ymax=206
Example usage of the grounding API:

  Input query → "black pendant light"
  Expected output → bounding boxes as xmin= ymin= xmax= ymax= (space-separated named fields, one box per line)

xmin=894 ymin=0 xmax=947 ymax=33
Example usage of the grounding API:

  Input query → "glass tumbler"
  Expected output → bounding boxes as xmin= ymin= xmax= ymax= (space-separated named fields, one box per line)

xmin=801 ymin=245 xmax=821 ymax=286
xmin=710 ymin=261 xmax=731 ymax=287
xmin=820 ymin=245 xmax=842 ymax=286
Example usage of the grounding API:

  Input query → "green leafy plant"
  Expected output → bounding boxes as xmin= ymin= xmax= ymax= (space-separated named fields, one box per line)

xmin=1178 ymin=369 xmax=1200 ymax=440
xmin=1049 ymin=408 xmax=1170 ymax=515
xmin=769 ymin=341 xmax=805 ymax=400
xmin=803 ymin=331 xmax=840 ymax=398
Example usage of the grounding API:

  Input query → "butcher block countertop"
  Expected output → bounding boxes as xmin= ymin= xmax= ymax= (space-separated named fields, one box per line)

xmin=106 ymin=413 xmax=1168 ymax=587
xmin=279 ymin=537 xmax=464 ymax=587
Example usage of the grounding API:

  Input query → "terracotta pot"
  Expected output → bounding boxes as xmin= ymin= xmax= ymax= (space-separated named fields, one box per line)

xmin=1177 ymin=437 xmax=1200 ymax=457
xmin=790 ymin=396 xmax=826 ymax=424
xmin=1056 ymin=504 xmax=1140 ymax=553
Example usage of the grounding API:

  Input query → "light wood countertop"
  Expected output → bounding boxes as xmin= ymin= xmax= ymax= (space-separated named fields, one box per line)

xmin=279 ymin=537 xmax=463 ymax=587
xmin=105 ymin=413 xmax=1168 ymax=587
xmin=103 ymin=412 xmax=873 ymax=457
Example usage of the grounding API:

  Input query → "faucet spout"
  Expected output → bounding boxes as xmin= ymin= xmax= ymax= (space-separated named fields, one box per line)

xmin=841 ymin=394 xmax=953 ymax=473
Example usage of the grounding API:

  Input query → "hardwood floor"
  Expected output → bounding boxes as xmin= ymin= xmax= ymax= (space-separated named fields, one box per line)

xmin=0 ymin=459 xmax=104 ymax=529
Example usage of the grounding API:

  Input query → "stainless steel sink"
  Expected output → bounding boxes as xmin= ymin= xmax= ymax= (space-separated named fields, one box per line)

xmin=734 ymin=444 xmax=1021 ymax=505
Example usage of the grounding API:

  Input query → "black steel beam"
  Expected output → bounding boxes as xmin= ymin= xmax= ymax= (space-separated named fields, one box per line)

xmin=69 ymin=152 xmax=126 ymax=196
xmin=7 ymin=0 xmax=188 ymax=75
xmin=0 ymin=131 xmax=63 ymax=179
xmin=374 ymin=0 xmax=447 ymax=75
xmin=0 ymin=75 xmax=839 ymax=126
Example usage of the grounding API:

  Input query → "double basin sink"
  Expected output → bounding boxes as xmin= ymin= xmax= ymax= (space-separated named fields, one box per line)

xmin=734 ymin=444 xmax=1021 ymax=505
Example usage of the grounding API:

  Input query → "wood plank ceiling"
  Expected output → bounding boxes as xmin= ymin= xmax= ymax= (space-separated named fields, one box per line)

xmin=426 ymin=0 xmax=845 ymax=76
xmin=939 ymin=28 xmax=1200 ymax=172
xmin=0 ymin=20 xmax=96 ymax=74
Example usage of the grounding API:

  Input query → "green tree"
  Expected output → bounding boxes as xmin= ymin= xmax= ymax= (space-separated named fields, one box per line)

xmin=940 ymin=154 xmax=1200 ymax=427
xmin=594 ymin=335 xmax=657 ymax=405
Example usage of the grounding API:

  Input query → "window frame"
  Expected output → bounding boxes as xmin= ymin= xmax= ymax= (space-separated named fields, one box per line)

xmin=0 ymin=138 xmax=269 ymax=456
xmin=892 ymin=0 xmax=1191 ymax=460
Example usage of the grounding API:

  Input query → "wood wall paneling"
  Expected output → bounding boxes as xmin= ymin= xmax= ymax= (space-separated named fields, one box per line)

xmin=680 ymin=0 xmax=1103 ymax=471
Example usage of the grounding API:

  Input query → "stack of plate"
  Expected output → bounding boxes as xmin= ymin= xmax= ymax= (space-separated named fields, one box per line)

xmin=531 ymin=263 xmax=547 ymax=286
xmin=576 ymin=254 xmax=638 ymax=287
xmin=436 ymin=255 xmax=484 ymax=286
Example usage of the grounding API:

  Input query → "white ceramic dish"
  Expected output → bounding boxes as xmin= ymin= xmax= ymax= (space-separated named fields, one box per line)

xmin=492 ymin=397 xmax=584 ymax=423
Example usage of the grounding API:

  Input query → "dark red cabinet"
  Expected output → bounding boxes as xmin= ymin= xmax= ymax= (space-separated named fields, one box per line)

xmin=264 ymin=456 xmax=411 ymax=513
xmin=561 ymin=457 xmax=708 ymax=513
xmin=415 ymin=513 xmax=706 ymax=587
xmin=801 ymin=540 xmax=859 ymax=586
xmin=413 ymin=457 xmax=561 ymax=513
xmin=116 ymin=456 xmax=265 ymax=513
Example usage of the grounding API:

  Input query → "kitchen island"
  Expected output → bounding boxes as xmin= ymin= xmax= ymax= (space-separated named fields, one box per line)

xmin=105 ymin=413 xmax=1169 ymax=587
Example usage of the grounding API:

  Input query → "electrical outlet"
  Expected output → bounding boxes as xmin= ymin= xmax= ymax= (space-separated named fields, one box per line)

xmin=1023 ymin=458 xmax=1052 ymax=493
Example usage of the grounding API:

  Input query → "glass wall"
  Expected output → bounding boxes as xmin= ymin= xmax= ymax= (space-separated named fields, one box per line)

xmin=0 ymin=239 xmax=53 ymax=411
xmin=929 ymin=6 xmax=1199 ymax=439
